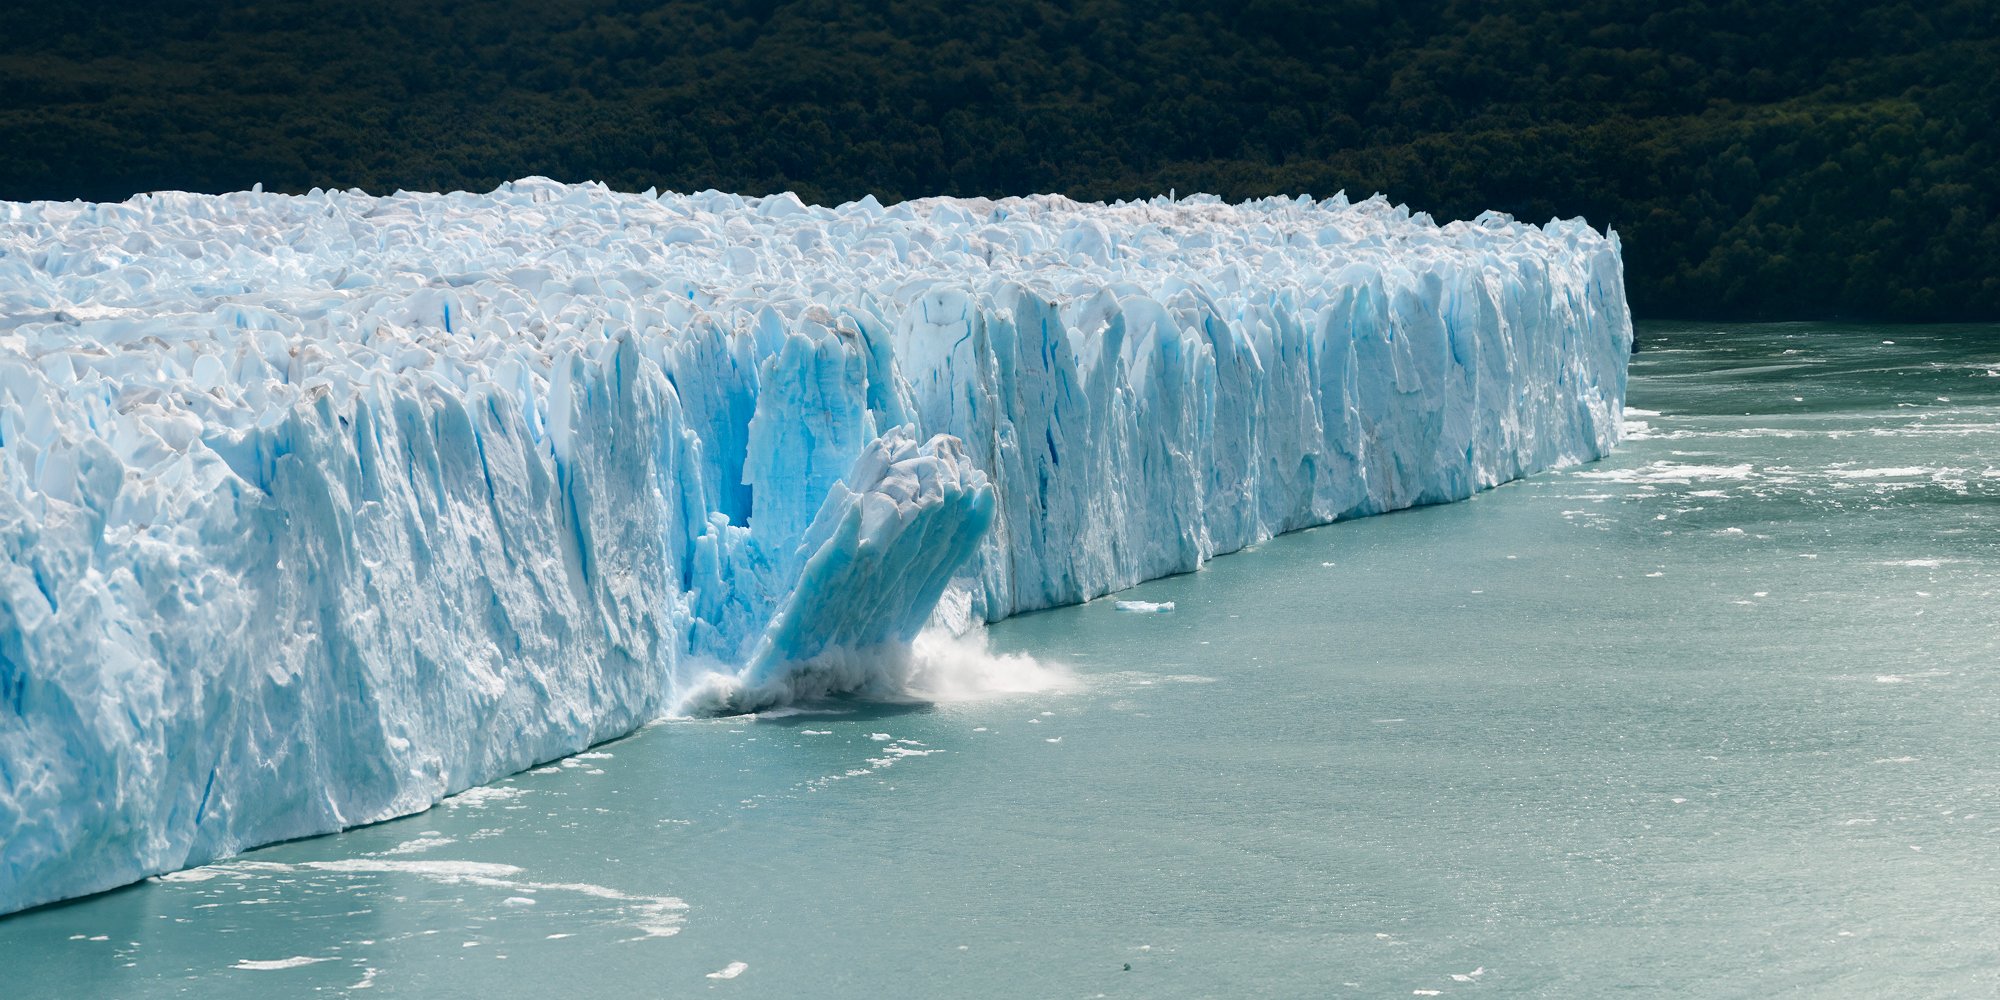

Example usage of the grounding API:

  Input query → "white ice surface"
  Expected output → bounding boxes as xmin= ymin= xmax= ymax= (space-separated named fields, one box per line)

xmin=0 ymin=180 xmax=1629 ymax=912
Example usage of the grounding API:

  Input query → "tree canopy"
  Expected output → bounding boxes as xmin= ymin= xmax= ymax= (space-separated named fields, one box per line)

xmin=3 ymin=0 xmax=1995 ymax=320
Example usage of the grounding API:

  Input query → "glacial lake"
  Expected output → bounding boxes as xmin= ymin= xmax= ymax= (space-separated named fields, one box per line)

xmin=4 ymin=322 xmax=1997 ymax=998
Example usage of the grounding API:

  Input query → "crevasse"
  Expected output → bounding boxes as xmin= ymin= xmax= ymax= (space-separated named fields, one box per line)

xmin=0 ymin=179 xmax=1630 ymax=913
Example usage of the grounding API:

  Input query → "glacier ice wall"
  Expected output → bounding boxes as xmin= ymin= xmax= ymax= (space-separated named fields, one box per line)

xmin=0 ymin=180 xmax=1629 ymax=913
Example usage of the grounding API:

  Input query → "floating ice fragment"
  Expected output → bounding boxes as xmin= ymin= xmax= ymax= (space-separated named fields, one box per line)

xmin=707 ymin=962 xmax=750 ymax=980
xmin=155 ymin=868 xmax=224 ymax=883
xmin=1115 ymin=600 xmax=1177 ymax=613
xmin=378 ymin=836 xmax=455 ymax=855
xmin=444 ymin=787 xmax=528 ymax=808
xmin=232 ymin=956 xmax=335 ymax=971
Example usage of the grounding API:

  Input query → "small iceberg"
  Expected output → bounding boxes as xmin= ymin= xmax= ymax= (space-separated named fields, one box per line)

xmin=1115 ymin=600 xmax=1177 ymax=613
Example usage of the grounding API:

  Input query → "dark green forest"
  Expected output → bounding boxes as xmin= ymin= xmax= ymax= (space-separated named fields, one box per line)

xmin=2 ymin=0 xmax=1995 ymax=321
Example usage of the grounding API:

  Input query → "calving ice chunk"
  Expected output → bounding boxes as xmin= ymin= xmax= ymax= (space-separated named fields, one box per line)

xmin=681 ymin=427 xmax=996 ymax=712
xmin=0 ymin=179 xmax=1631 ymax=913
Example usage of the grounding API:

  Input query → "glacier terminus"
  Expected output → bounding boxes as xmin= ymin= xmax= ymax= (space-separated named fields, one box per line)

xmin=0 ymin=179 xmax=1630 ymax=914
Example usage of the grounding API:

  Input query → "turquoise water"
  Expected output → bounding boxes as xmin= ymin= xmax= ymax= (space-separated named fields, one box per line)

xmin=4 ymin=322 xmax=1999 ymax=997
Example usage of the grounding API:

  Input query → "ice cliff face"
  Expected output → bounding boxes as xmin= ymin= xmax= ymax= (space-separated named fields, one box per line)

xmin=0 ymin=180 xmax=1630 ymax=913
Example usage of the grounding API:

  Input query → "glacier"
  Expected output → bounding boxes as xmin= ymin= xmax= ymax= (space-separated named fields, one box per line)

xmin=0 ymin=179 xmax=1630 ymax=914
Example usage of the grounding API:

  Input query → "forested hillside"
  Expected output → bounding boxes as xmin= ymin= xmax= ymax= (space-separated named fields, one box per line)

xmin=2 ymin=0 xmax=1994 ymax=320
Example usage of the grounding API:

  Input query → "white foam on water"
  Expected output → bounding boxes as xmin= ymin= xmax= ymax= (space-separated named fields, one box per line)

xmin=232 ymin=956 xmax=334 ymax=971
xmin=187 ymin=858 xmax=689 ymax=939
xmin=1826 ymin=466 xmax=1936 ymax=479
xmin=153 ymin=868 xmax=223 ymax=883
xmin=1574 ymin=461 xmax=1754 ymax=484
xmin=304 ymin=859 xmax=524 ymax=878
xmin=730 ymin=705 xmax=854 ymax=721
xmin=1092 ymin=671 xmax=1221 ymax=688
xmin=899 ymin=630 xmax=1075 ymax=702
xmin=377 ymin=836 xmax=456 ymax=856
